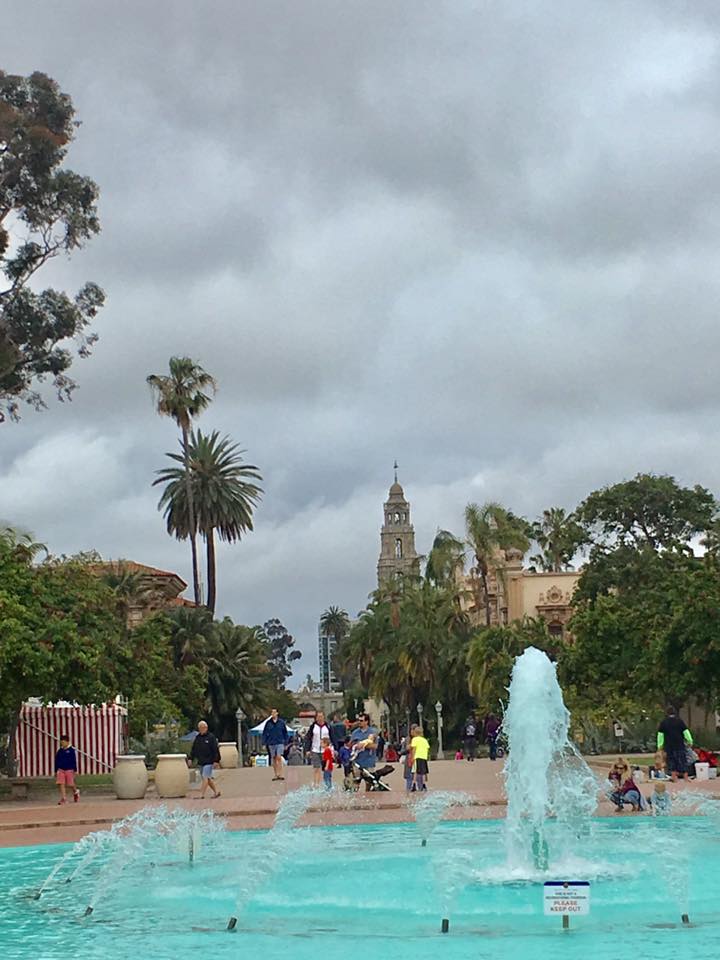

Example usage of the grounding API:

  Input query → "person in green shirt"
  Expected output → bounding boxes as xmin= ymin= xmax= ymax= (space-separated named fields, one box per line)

xmin=409 ymin=724 xmax=430 ymax=792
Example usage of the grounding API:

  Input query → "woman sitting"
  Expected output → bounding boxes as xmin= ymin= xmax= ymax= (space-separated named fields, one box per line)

xmin=608 ymin=758 xmax=644 ymax=812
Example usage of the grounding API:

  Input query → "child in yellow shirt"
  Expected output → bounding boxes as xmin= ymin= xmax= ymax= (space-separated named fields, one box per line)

xmin=410 ymin=724 xmax=430 ymax=792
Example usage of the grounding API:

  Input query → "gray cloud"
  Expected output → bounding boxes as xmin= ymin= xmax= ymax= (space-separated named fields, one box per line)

xmin=3 ymin=1 xmax=720 ymax=680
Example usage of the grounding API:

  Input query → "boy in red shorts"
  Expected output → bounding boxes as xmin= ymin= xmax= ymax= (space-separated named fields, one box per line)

xmin=55 ymin=733 xmax=80 ymax=805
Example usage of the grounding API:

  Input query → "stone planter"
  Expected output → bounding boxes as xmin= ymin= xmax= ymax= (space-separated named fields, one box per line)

xmin=218 ymin=741 xmax=238 ymax=769
xmin=112 ymin=754 xmax=148 ymax=800
xmin=154 ymin=754 xmax=190 ymax=798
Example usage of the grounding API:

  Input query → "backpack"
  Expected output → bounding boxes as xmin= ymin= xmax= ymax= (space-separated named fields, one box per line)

xmin=465 ymin=722 xmax=476 ymax=738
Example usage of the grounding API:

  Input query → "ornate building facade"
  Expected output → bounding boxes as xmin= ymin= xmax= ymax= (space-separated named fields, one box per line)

xmin=377 ymin=472 xmax=420 ymax=585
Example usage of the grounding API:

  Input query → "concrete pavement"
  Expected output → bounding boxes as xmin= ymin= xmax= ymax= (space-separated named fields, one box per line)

xmin=1 ymin=757 xmax=718 ymax=847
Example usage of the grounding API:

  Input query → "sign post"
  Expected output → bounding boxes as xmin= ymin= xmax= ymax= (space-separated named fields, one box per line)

xmin=543 ymin=881 xmax=590 ymax=931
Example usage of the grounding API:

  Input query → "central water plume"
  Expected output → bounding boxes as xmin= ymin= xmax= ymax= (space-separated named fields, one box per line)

xmin=503 ymin=646 xmax=597 ymax=872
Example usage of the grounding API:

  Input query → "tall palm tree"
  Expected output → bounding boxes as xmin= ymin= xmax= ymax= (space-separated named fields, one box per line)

xmin=167 ymin=605 xmax=216 ymax=669
xmin=0 ymin=525 xmax=47 ymax=563
xmin=320 ymin=606 xmax=350 ymax=645
xmin=153 ymin=430 xmax=263 ymax=615
xmin=147 ymin=357 xmax=217 ymax=605
xmin=531 ymin=507 xmax=585 ymax=572
xmin=464 ymin=502 xmax=530 ymax=626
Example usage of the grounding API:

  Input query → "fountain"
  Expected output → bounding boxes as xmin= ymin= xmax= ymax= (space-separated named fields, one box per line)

xmin=503 ymin=646 xmax=598 ymax=874
xmin=411 ymin=790 xmax=474 ymax=846
xmin=33 ymin=807 xmax=224 ymax=915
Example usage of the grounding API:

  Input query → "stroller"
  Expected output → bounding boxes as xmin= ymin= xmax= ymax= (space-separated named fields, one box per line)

xmin=350 ymin=762 xmax=395 ymax=792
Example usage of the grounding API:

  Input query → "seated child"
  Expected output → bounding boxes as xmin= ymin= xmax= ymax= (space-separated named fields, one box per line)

xmin=652 ymin=749 xmax=669 ymax=779
xmin=455 ymin=749 xmax=464 ymax=761
xmin=650 ymin=780 xmax=671 ymax=816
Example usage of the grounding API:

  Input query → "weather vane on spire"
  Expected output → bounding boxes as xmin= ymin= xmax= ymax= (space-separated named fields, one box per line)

xmin=393 ymin=459 xmax=398 ymax=483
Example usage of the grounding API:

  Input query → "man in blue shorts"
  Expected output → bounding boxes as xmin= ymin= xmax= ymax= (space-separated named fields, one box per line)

xmin=262 ymin=707 xmax=290 ymax=781
xmin=190 ymin=720 xmax=221 ymax=799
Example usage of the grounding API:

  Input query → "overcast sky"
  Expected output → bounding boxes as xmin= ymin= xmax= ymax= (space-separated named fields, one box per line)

xmin=3 ymin=1 xmax=720 ymax=683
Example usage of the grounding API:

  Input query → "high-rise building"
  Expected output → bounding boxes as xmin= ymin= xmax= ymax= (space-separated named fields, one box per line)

xmin=377 ymin=467 xmax=420 ymax=585
xmin=317 ymin=624 xmax=340 ymax=693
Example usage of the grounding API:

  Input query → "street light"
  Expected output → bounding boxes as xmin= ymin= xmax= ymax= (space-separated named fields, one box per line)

xmin=417 ymin=702 xmax=424 ymax=730
xmin=435 ymin=700 xmax=444 ymax=760
xmin=235 ymin=708 xmax=246 ymax=768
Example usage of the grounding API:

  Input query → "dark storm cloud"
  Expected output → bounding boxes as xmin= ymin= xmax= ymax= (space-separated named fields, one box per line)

xmin=3 ymin=1 xmax=720 ymax=678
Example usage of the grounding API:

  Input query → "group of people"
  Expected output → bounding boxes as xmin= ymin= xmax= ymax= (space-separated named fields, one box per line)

xmin=459 ymin=713 xmax=501 ymax=761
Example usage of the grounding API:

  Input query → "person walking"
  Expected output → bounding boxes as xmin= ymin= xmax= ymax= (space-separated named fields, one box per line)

xmin=190 ymin=720 xmax=222 ymax=799
xmin=484 ymin=713 xmax=501 ymax=761
xmin=262 ymin=707 xmax=290 ymax=781
xmin=304 ymin=710 xmax=333 ymax=787
xmin=462 ymin=715 xmax=478 ymax=761
xmin=55 ymin=733 xmax=80 ymax=805
xmin=657 ymin=706 xmax=693 ymax=782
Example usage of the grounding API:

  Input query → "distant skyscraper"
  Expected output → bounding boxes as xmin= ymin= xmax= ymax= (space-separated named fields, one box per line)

xmin=318 ymin=624 xmax=340 ymax=693
xmin=377 ymin=465 xmax=420 ymax=585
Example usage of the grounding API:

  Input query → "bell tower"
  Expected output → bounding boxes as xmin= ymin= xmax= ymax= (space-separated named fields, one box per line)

xmin=377 ymin=463 xmax=420 ymax=585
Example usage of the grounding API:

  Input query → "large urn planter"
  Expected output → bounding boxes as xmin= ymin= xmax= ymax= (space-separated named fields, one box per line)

xmin=218 ymin=742 xmax=238 ymax=769
xmin=113 ymin=755 xmax=148 ymax=800
xmin=154 ymin=754 xmax=190 ymax=798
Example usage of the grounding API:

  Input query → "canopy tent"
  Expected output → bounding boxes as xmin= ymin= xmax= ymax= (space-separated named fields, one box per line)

xmin=249 ymin=716 xmax=303 ymax=736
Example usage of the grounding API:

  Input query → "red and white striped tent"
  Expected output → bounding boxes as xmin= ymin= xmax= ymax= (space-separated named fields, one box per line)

xmin=16 ymin=703 xmax=127 ymax=778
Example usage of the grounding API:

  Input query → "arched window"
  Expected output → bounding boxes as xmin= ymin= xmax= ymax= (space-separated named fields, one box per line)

xmin=395 ymin=538 xmax=403 ymax=559
xmin=386 ymin=514 xmax=392 ymax=525
xmin=548 ymin=622 xmax=564 ymax=640
xmin=394 ymin=512 xmax=400 ymax=523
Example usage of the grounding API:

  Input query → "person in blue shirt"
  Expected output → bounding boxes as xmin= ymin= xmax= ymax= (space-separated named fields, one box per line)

xmin=350 ymin=713 xmax=377 ymax=789
xmin=262 ymin=708 xmax=290 ymax=781
xmin=55 ymin=733 xmax=79 ymax=805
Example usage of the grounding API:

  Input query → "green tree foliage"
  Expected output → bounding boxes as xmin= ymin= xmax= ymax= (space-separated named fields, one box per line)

xmin=530 ymin=507 xmax=585 ymax=572
xmin=467 ymin=619 xmax=557 ymax=714
xmin=336 ymin=578 xmax=475 ymax=738
xmin=577 ymin=473 xmax=716 ymax=551
xmin=425 ymin=529 xmax=465 ymax=586
xmin=0 ymin=71 xmax=104 ymax=422
xmin=206 ymin=619 xmax=271 ymax=739
xmin=262 ymin=618 xmax=302 ymax=689
xmin=464 ymin=502 xmax=530 ymax=625
xmin=154 ymin=429 xmax=263 ymax=615
xmin=147 ymin=357 xmax=217 ymax=605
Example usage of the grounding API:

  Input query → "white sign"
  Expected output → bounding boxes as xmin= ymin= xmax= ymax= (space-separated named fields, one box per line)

xmin=543 ymin=881 xmax=590 ymax=916
xmin=614 ymin=723 xmax=624 ymax=738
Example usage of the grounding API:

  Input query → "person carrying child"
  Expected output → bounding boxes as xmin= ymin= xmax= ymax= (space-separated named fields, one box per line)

xmin=321 ymin=737 xmax=334 ymax=790
xmin=55 ymin=733 xmax=80 ymax=805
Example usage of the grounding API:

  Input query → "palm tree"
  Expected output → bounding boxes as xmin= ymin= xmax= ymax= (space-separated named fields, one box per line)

xmin=153 ymin=429 xmax=262 ymax=615
xmin=147 ymin=357 xmax=217 ymax=605
xmin=206 ymin=619 xmax=270 ymax=737
xmin=531 ymin=507 xmax=585 ymax=572
xmin=464 ymin=502 xmax=530 ymax=626
xmin=167 ymin=605 xmax=216 ymax=669
xmin=0 ymin=525 xmax=47 ymax=563
xmin=320 ymin=605 xmax=350 ymax=646
xmin=425 ymin=529 xmax=465 ymax=586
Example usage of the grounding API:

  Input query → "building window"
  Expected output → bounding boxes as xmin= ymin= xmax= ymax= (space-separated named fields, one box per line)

xmin=548 ymin=622 xmax=564 ymax=639
xmin=395 ymin=538 xmax=403 ymax=559
xmin=394 ymin=512 xmax=401 ymax=523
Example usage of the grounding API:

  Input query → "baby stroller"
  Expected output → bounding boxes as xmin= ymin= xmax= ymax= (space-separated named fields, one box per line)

xmin=352 ymin=762 xmax=394 ymax=792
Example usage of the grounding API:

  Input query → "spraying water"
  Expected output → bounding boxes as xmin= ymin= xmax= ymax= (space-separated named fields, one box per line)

xmin=411 ymin=791 xmax=474 ymax=846
xmin=503 ymin=647 xmax=597 ymax=873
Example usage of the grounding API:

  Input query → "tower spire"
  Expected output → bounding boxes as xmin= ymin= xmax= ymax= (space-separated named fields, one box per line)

xmin=393 ymin=459 xmax=398 ymax=483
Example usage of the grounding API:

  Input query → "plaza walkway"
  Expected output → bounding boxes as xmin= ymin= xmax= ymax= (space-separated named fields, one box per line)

xmin=1 ymin=757 xmax=718 ymax=847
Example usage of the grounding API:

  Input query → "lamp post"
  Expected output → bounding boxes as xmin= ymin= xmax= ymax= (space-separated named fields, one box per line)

xmin=417 ymin=702 xmax=424 ymax=731
xmin=435 ymin=700 xmax=444 ymax=759
xmin=405 ymin=709 xmax=410 ymax=737
xmin=235 ymin=708 xmax=245 ymax=768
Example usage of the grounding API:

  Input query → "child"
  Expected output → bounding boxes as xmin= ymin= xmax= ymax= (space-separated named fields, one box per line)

xmin=410 ymin=724 xmax=430 ymax=792
xmin=321 ymin=737 xmax=334 ymax=790
xmin=650 ymin=780 xmax=671 ymax=816
xmin=455 ymin=749 xmax=464 ymax=761
xmin=653 ymin=749 xmax=668 ymax=779
xmin=55 ymin=733 xmax=80 ymax=805
xmin=400 ymin=737 xmax=414 ymax=792
xmin=338 ymin=737 xmax=352 ymax=776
